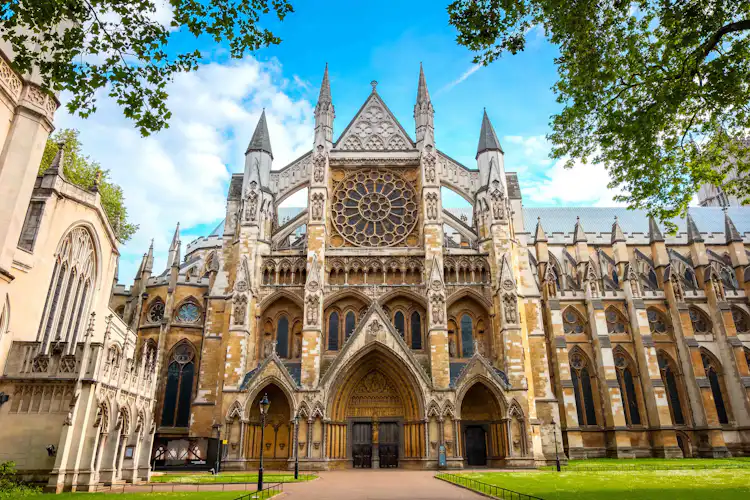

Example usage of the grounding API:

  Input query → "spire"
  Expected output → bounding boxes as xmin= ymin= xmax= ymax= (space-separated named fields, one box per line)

xmin=534 ymin=217 xmax=547 ymax=243
xmin=476 ymin=109 xmax=503 ymax=158
xmin=648 ymin=216 xmax=664 ymax=242
xmin=144 ymin=239 xmax=154 ymax=273
xmin=245 ymin=110 xmax=273 ymax=158
xmin=724 ymin=208 xmax=742 ymax=243
xmin=318 ymin=63 xmax=331 ymax=104
xmin=573 ymin=216 xmax=587 ymax=243
xmin=686 ymin=212 xmax=704 ymax=243
xmin=611 ymin=216 xmax=625 ymax=244
xmin=167 ymin=223 xmax=181 ymax=269
xmin=417 ymin=63 xmax=431 ymax=104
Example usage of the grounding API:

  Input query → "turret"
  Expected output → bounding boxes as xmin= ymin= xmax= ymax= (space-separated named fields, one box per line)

xmin=314 ymin=63 xmax=334 ymax=147
xmin=414 ymin=63 xmax=434 ymax=148
xmin=476 ymin=110 xmax=505 ymax=190
xmin=244 ymin=110 xmax=273 ymax=190
xmin=724 ymin=209 xmax=748 ymax=270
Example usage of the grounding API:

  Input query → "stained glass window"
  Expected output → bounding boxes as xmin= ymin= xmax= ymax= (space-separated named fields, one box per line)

xmin=328 ymin=312 xmax=339 ymax=351
xmin=461 ymin=314 xmax=473 ymax=357
xmin=149 ymin=302 xmax=165 ymax=323
xmin=615 ymin=353 xmax=641 ymax=426
xmin=345 ymin=312 xmax=356 ymax=341
xmin=731 ymin=308 xmax=749 ymax=334
xmin=563 ymin=308 xmax=585 ymax=334
xmin=394 ymin=311 xmax=405 ymax=339
xmin=647 ymin=308 xmax=669 ymax=335
xmin=570 ymin=351 xmax=597 ymax=426
xmin=411 ymin=312 xmax=422 ymax=350
xmin=176 ymin=303 xmax=200 ymax=323
xmin=605 ymin=308 xmax=628 ymax=334
xmin=702 ymin=353 xmax=728 ymax=424
xmin=658 ymin=352 xmax=685 ymax=425
xmin=331 ymin=169 xmax=418 ymax=247
xmin=689 ymin=308 xmax=711 ymax=334
xmin=277 ymin=316 xmax=289 ymax=358
xmin=161 ymin=343 xmax=195 ymax=428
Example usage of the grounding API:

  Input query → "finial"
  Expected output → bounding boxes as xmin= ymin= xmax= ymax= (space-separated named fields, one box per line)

xmin=370 ymin=80 xmax=378 ymax=93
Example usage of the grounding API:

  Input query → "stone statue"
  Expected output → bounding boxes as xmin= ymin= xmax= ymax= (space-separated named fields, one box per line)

xmin=448 ymin=338 xmax=456 ymax=357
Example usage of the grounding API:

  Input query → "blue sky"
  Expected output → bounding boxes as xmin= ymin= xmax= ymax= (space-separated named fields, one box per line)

xmin=56 ymin=0 xmax=621 ymax=284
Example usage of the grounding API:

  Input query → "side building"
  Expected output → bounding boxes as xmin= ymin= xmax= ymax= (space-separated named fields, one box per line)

xmin=0 ymin=43 xmax=158 ymax=491
xmin=114 ymin=66 xmax=750 ymax=471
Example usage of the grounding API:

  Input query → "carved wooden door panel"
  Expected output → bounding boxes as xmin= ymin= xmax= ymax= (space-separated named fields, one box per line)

xmin=378 ymin=422 xmax=399 ymax=468
xmin=352 ymin=423 xmax=372 ymax=468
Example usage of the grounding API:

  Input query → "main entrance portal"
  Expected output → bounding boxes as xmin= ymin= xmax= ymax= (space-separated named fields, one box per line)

xmin=328 ymin=348 xmax=425 ymax=469
xmin=465 ymin=426 xmax=487 ymax=466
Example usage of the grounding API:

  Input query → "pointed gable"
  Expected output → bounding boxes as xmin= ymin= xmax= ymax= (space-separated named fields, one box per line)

xmin=334 ymin=91 xmax=415 ymax=152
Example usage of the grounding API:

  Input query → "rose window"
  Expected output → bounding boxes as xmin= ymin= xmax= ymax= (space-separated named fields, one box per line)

xmin=148 ymin=302 xmax=165 ymax=323
xmin=331 ymin=169 xmax=418 ymax=247
xmin=176 ymin=303 xmax=200 ymax=323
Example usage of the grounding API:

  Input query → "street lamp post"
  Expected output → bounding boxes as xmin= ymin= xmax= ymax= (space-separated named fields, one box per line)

xmin=552 ymin=418 xmax=561 ymax=472
xmin=293 ymin=412 xmax=300 ymax=480
xmin=257 ymin=393 xmax=270 ymax=491
xmin=213 ymin=424 xmax=222 ymax=474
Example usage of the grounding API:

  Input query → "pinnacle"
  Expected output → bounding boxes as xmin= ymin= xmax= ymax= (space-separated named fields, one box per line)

xmin=573 ymin=216 xmax=587 ymax=243
xmin=648 ymin=216 xmax=664 ymax=243
xmin=476 ymin=109 xmax=503 ymax=158
xmin=723 ymin=209 xmax=742 ymax=243
xmin=611 ymin=216 xmax=625 ymax=244
xmin=245 ymin=110 xmax=273 ymax=158
xmin=417 ymin=63 xmax=431 ymax=104
xmin=686 ymin=212 xmax=704 ymax=243
xmin=319 ymin=63 xmax=331 ymax=103
xmin=534 ymin=217 xmax=548 ymax=243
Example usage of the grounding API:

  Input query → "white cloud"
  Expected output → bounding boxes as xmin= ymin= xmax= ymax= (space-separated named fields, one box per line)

xmin=55 ymin=56 xmax=314 ymax=283
xmin=436 ymin=64 xmax=482 ymax=94
xmin=503 ymin=135 xmax=623 ymax=206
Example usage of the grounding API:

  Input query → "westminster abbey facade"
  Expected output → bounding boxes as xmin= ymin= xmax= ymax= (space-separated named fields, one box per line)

xmin=106 ymin=65 xmax=750 ymax=470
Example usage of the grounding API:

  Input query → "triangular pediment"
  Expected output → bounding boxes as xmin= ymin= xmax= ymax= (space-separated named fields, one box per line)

xmin=319 ymin=302 xmax=430 ymax=389
xmin=334 ymin=92 xmax=416 ymax=152
xmin=239 ymin=351 xmax=298 ymax=392
xmin=453 ymin=352 xmax=512 ymax=391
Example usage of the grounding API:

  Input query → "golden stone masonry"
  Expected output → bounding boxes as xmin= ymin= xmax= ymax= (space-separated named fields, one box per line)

xmin=1 ymin=48 xmax=749 ymax=492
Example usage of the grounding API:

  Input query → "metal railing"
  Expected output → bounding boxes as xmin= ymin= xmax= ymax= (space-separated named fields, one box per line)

xmin=436 ymin=473 xmax=544 ymax=500
xmin=234 ymin=482 xmax=283 ymax=500
xmin=150 ymin=473 xmax=316 ymax=484
xmin=97 ymin=482 xmax=259 ymax=494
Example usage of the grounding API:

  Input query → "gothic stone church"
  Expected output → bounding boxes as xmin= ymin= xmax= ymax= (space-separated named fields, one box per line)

xmin=111 ymin=66 xmax=750 ymax=471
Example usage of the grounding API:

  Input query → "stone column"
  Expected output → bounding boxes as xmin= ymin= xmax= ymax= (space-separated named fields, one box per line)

xmin=0 ymin=78 xmax=56 ymax=297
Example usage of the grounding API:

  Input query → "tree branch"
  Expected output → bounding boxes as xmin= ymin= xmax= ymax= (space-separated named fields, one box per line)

xmin=698 ymin=19 xmax=750 ymax=62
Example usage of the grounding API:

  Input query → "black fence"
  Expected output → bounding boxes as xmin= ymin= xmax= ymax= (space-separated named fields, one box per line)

xmin=436 ymin=473 xmax=544 ymax=500
xmin=233 ymin=482 xmax=283 ymax=500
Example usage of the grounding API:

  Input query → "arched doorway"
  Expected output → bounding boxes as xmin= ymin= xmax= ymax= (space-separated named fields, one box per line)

xmin=459 ymin=382 xmax=505 ymax=467
xmin=245 ymin=383 xmax=293 ymax=469
xmin=328 ymin=349 xmax=424 ymax=468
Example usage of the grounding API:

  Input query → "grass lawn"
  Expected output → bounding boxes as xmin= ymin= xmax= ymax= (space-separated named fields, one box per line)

xmin=451 ymin=468 xmax=750 ymax=500
xmin=150 ymin=471 xmax=315 ymax=484
xmin=542 ymin=457 xmax=750 ymax=470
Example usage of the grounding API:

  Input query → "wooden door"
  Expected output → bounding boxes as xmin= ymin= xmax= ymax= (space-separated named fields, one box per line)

xmin=465 ymin=425 xmax=487 ymax=466
xmin=378 ymin=422 xmax=399 ymax=468
xmin=352 ymin=423 xmax=372 ymax=468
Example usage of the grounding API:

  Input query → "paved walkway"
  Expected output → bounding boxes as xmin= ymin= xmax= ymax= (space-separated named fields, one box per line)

xmin=281 ymin=470 xmax=485 ymax=499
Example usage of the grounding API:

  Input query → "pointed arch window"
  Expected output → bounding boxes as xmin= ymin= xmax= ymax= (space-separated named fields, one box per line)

xmin=460 ymin=314 xmax=473 ymax=357
xmin=37 ymin=227 xmax=96 ymax=351
xmin=569 ymin=351 xmax=597 ymax=426
xmin=277 ymin=316 xmax=289 ymax=358
xmin=411 ymin=312 xmax=422 ymax=350
xmin=731 ymin=308 xmax=750 ymax=334
xmin=701 ymin=353 xmax=729 ymax=424
xmin=328 ymin=311 xmax=339 ymax=351
xmin=614 ymin=352 xmax=641 ymax=425
xmin=345 ymin=311 xmax=356 ymax=341
xmin=658 ymin=352 xmax=685 ymax=425
xmin=563 ymin=308 xmax=585 ymax=334
xmin=647 ymin=308 xmax=669 ymax=335
xmin=394 ymin=311 xmax=405 ymax=339
xmin=161 ymin=342 xmax=195 ymax=428
xmin=689 ymin=308 xmax=712 ymax=335
xmin=745 ymin=348 xmax=750 ymax=374
xmin=605 ymin=307 xmax=629 ymax=335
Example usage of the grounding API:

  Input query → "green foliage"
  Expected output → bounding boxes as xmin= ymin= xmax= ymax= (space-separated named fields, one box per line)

xmin=1 ymin=0 xmax=294 ymax=136
xmin=449 ymin=0 xmax=750 ymax=230
xmin=0 ymin=461 xmax=40 ymax=499
xmin=39 ymin=128 xmax=138 ymax=242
